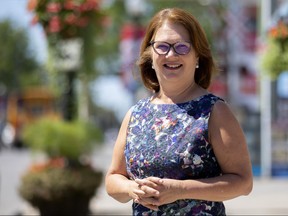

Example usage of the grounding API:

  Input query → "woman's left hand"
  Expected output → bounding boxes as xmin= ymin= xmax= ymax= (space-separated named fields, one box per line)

xmin=134 ymin=177 xmax=180 ymax=210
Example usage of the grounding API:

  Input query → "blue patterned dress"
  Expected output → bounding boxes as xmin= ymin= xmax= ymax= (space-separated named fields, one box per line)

xmin=125 ymin=93 xmax=226 ymax=216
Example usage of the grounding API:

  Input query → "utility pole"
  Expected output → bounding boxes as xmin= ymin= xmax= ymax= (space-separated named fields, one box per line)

xmin=260 ymin=0 xmax=272 ymax=178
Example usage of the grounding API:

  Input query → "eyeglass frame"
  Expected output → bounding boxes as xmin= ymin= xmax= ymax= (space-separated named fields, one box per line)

xmin=150 ymin=41 xmax=192 ymax=56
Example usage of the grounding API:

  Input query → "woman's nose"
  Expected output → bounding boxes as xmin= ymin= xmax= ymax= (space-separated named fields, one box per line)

xmin=166 ymin=47 xmax=178 ymax=57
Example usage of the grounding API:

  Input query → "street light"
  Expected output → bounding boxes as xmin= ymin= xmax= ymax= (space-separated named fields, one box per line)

xmin=54 ymin=38 xmax=83 ymax=121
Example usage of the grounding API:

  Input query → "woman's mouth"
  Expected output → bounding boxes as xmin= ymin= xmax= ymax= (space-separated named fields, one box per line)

xmin=164 ymin=64 xmax=182 ymax=70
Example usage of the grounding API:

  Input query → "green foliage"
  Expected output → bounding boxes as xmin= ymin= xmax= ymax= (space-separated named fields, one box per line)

xmin=20 ymin=115 xmax=104 ymax=214
xmin=0 ymin=19 xmax=40 ymax=91
xmin=260 ymin=38 xmax=288 ymax=79
xmin=22 ymin=117 xmax=103 ymax=160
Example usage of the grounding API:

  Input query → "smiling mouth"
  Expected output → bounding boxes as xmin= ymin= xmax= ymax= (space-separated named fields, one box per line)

xmin=164 ymin=64 xmax=182 ymax=69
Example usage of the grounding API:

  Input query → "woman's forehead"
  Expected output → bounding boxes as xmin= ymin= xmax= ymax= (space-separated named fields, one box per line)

xmin=153 ymin=21 xmax=190 ymax=42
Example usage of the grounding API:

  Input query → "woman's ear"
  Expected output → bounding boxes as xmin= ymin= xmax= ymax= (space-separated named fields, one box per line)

xmin=196 ymin=57 xmax=199 ymax=69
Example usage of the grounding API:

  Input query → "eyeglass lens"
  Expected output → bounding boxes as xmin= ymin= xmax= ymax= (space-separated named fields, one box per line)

xmin=152 ymin=41 xmax=191 ymax=55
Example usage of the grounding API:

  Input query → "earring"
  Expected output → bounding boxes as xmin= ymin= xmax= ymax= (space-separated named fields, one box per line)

xmin=196 ymin=64 xmax=199 ymax=68
xmin=152 ymin=64 xmax=155 ymax=69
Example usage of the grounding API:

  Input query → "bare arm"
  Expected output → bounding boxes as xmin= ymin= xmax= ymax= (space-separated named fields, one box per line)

xmin=206 ymin=100 xmax=253 ymax=198
xmin=134 ymin=101 xmax=253 ymax=206
xmin=105 ymin=109 xmax=141 ymax=203
xmin=179 ymin=101 xmax=253 ymax=201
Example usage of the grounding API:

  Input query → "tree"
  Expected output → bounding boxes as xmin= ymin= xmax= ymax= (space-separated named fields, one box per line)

xmin=0 ymin=19 xmax=41 ymax=92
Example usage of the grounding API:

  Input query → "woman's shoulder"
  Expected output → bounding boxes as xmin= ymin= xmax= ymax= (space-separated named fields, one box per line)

xmin=209 ymin=95 xmax=237 ymax=124
xmin=193 ymin=93 xmax=225 ymax=110
xmin=203 ymin=93 xmax=225 ymax=103
xmin=131 ymin=96 xmax=151 ymax=110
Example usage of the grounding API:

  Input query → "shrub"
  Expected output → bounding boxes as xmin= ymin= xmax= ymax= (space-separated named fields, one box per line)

xmin=22 ymin=117 xmax=103 ymax=160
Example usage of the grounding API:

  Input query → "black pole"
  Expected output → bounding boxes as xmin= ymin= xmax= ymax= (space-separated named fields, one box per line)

xmin=62 ymin=71 xmax=76 ymax=121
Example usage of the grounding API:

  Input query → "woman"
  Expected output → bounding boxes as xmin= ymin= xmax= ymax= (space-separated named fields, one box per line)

xmin=105 ymin=8 xmax=253 ymax=215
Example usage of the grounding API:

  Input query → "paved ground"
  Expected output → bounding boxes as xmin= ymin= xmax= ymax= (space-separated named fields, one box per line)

xmin=92 ymin=143 xmax=288 ymax=215
xmin=15 ymin=177 xmax=288 ymax=216
xmin=1 ymin=143 xmax=288 ymax=215
xmin=90 ymin=178 xmax=288 ymax=215
xmin=225 ymin=178 xmax=288 ymax=215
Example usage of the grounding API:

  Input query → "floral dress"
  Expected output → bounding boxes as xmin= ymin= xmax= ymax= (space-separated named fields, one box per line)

xmin=125 ymin=93 xmax=226 ymax=216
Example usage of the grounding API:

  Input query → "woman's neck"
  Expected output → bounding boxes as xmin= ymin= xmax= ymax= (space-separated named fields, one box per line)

xmin=152 ymin=83 xmax=206 ymax=104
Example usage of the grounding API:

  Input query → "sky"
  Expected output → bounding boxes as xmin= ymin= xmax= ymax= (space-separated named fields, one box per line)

xmin=0 ymin=0 xmax=134 ymax=121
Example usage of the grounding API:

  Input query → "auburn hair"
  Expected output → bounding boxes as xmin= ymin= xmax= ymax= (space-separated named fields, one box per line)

xmin=136 ymin=8 xmax=217 ymax=92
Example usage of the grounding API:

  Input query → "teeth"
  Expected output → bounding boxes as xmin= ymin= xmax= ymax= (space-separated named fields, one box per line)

xmin=166 ymin=64 xmax=181 ymax=68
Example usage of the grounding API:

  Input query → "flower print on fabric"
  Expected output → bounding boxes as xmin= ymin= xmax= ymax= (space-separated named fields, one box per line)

xmin=125 ymin=94 xmax=226 ymax=216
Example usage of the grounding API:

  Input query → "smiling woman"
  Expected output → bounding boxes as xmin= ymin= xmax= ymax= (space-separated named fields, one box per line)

xmin=105 ymin=7 xmax=253 ymax=216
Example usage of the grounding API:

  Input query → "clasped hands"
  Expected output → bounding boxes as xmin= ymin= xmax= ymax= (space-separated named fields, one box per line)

xmin=131 ymin=177 xmax=178 ymax=211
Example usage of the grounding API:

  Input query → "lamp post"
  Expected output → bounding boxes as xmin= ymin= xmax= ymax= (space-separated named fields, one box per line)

xmin=26 ymin=0 xmax=101 ymax=121
xmin=54 ymin=38 xmax=83 ymax=121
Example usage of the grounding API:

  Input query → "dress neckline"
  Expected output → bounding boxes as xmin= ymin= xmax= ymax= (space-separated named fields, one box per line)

xmin=148 ymin=93 xmax=213 ymax=106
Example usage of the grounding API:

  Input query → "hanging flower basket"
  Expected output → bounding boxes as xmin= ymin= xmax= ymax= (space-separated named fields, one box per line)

xmin=26 ymin=0 xmax=105 ymax=77
xmin=260 ymin=19 xmax=288 ymax=79
xmin=27 ymin=0 xmax=102 ymax=41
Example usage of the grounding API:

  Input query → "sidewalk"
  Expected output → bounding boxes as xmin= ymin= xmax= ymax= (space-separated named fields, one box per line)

xmin=225 ymin=178 xmax=288 ymax=215
xmin=90 ymin=177 xmax=288 ymax=215
xmin=22 ymin=177 xmax=288 ymax=215
xmin=19 ymin=143 xmax=288 ymax=215
xmin=90 ymin=144 xmax=288 ymax=215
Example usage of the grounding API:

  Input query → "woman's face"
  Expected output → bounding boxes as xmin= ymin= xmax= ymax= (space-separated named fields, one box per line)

xmin=151 ymin=21 xmax=198 ymax=89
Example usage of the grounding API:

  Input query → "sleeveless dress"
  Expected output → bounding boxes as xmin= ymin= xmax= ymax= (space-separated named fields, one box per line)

xmin=125 ymin=93 xmax=226 ymax=216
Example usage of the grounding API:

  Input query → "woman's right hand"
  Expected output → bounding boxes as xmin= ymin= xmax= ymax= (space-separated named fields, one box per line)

xmin=132 ymin=178 xmax=163 ymax=211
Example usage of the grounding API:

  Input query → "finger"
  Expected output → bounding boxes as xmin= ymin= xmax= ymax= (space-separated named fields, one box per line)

xmin=135 ymin=178 xmax=160 ymax=188
xmin=146 ymin=176 xmax=163 ymax=184
xmin=147 ymin=196 xmax=160 ymax=206
xmin=140 ymin=185 xmax=160 ymax=197
xmin=134 ymin=189 xmax=158 ymax=199
xmin=133 ymin=188 xmax=146 ymax=196
xmin=135 ymin=179 xmax=159 ymax=195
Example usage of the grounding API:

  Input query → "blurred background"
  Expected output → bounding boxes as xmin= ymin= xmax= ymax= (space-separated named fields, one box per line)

xmin=0 ymin=0 xmax=288 ymax=215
